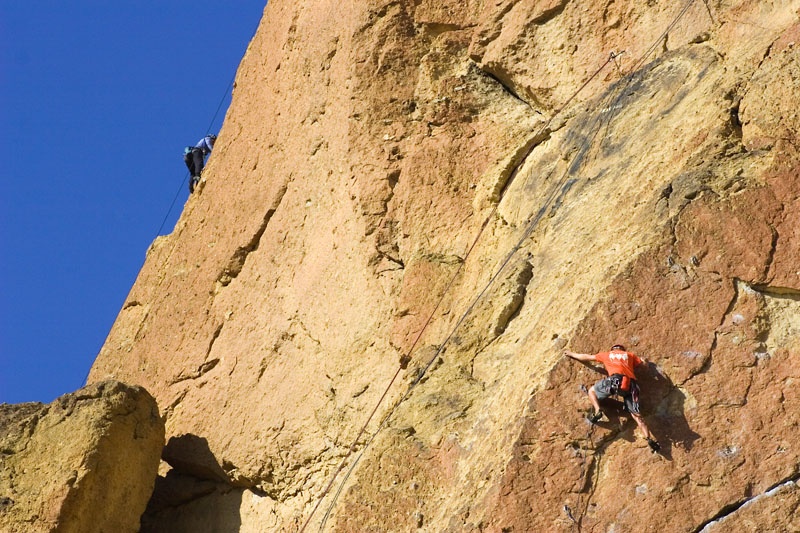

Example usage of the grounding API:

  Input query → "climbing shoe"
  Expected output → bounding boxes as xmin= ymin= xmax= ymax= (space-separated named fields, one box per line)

xmin=588 ymin=410 xmax=605 ymax=424
xmin=646 ymin=438 xmax=661 ymax=453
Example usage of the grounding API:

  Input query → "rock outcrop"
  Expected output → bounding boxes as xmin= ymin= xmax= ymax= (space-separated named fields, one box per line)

xmin=0 ymin=381 xmax=164 ymax=533
xmin=90 ymin=0 xmax=799 ymax=531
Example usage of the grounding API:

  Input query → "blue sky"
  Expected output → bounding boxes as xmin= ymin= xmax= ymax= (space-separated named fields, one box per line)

xmin=1 ymin=2 xmax=266 ymax=404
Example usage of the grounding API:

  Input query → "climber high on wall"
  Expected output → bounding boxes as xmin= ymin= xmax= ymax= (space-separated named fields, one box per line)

xmin=183 ymin=134 xmax=216 ymax=193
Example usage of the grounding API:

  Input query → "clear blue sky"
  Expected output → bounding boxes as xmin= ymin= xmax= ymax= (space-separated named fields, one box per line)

xmin=1 ymin=1 xmax=266 ymax=404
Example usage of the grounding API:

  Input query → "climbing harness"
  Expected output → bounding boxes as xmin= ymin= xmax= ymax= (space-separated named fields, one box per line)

xmin=609 ymin=373 xmax=633 ymax=394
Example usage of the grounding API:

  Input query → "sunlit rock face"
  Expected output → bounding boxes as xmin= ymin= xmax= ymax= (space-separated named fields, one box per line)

xmin=0 ymin=381 xmax=163 ymax=533
xmin=90 ymin=0 xmax=800 ymax=530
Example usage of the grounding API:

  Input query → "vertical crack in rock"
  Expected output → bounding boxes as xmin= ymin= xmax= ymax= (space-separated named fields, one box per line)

xmin=491 ymin=258 xmax=534 ymax=337
xmin=763 ymin=224 xmax=779 ymax=280
xmin=364 ymin=169 xmax=400 ymax=239
xmin=575 ymin=426 xmax=624 ymax=530
xmin=491 ymin=123 xmax=553 ymax=203
xmin=218 ymin=210 xmax=274 ymax=287
xmin=578 ymin=457 xmax=601 ymax=531
xmin=754 ymin=40 xmax=776 ymax=74
xmin=460 ymin=256 xmax=534 ymax=360
xmin=205 ymin=322 xmax=224 ymax=360
xmin=689 ymin=280 xmax=744 ymax=384
xmin=718 ymin=279 xmax=742 ymax=329
xmin=725 ymin=88 xmax=743 ymax=137
xmin=693 ymin=473 xmax=800 ymax=533
xmin=373 ymin=218 xmax=405 ymax=272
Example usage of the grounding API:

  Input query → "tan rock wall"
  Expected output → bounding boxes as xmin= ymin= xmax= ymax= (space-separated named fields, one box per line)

xmin=0 ymin=381 xmax=164 ymax=533
xmin=89 ymin=0 xmax=799 ymax=530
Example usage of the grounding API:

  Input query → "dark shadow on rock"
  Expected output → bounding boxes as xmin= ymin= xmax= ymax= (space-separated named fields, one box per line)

xmin=140 ymin=470 xmax=245 ymax=533
xmin=637 ymin=362 xmax=702 ymax=460
xmin=162 ymin=433 xmax=228 ymax=482
xmin=141 ymin=434 xmax=244 ymax=533
xmin=143 ymin=469 xmax=219 ymax=517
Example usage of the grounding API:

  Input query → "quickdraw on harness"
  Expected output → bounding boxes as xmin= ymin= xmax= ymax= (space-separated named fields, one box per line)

xmin=607 ymin=373 xmax=640 ymax=409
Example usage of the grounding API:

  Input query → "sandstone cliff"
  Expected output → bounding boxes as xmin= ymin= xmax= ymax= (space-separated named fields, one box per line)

xmin=89 ymin=0 xmax=799 ymax=531
xmin=0 ymin=381 xmax=164 ymax=533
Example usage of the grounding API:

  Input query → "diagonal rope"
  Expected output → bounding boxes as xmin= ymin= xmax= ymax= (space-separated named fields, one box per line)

xmin=310 ymin=0 xmax=713 ymax=532
xmin=301 ymin=52 xmax=619 ymax=533
xmin=154 ymin=16 xmax=263 ymax=238
xmin=306 ymin=0 xmax=706 ymax=528
xmin=153 ymin=70 xmax=238 ymax=238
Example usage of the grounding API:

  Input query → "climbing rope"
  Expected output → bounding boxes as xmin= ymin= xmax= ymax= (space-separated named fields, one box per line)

xmin=300 ymin=0 xmax=713 ymax=532
xmin=301 ymin=52 xmax=620 ymax=533
xmin=153 ymin=73 xmax=236 ymax=238
xmin=153 ymin=17 xmax=263 ymax=239
xmin=627 ymin=0 xmax=703 ymax=75
xmin=304 ymin=0 xmax=713 ymax=528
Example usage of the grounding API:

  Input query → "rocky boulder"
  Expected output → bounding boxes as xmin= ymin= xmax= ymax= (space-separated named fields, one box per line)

xmin=0 ymin=381 xmax=164 ymax=533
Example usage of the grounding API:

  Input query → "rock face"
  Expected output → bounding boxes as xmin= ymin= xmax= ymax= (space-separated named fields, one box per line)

xmin=0 ymin=381 xmax=164 ymax=533
xmin=90 ymin=0 xmax=799 ymax=531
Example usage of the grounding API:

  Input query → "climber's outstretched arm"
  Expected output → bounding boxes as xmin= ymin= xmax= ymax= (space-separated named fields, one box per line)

xmin=564 ymin=350 xmax=596 ymax=362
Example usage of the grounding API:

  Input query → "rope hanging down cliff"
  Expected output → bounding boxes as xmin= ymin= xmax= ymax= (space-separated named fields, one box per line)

xmin=153 ymin=74 xmax=234 ymax=238
xmin=154 ymin=17 xmax=262 ymax=238
xmin=299 ymin=51 xmax=620 ymax=533
xmin=319 ymin=58 xmax=624 ymax=532
xmin=302 ymin=0 xmax=712 ymax=529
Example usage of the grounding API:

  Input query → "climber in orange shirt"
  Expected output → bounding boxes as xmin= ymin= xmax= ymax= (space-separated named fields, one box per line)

xmin=564 ymin=344 xmax=660 ymax=453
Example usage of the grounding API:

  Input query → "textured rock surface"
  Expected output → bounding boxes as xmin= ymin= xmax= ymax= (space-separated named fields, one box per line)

xmin=0 ymin=381 xmax=164 ymax=533
xmin=90 ymin=0 xmax=799 ymax=530
xmin=700 ymin=480 xmax=800 ymax=533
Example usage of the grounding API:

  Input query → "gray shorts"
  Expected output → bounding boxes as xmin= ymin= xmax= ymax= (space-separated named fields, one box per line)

xmin=593 ymin=376 xmax=640 ymax=414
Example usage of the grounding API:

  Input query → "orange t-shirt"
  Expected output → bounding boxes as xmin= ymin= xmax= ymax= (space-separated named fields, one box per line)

xmin=595 ymin=350 xmax=642 ymax=379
